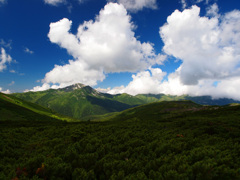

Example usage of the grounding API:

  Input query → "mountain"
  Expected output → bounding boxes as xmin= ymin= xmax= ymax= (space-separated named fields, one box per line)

xmin=134 ymin=94 xmax=240 ymax=106
xmin=0 ymin=92 xmax=72 ymax=122
xmin=13 ymin=84 xmax=133 ymax=119
xmin=13 ymin=83 xmax=240 ymax=119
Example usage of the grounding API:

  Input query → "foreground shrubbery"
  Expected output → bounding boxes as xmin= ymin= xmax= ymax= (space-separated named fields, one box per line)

xmin=1 ymin=102 xmax=240 ymax=179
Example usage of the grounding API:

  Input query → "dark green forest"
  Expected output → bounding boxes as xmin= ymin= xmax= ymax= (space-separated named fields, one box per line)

xmin=1 ymin=99 xmax=240 ymax=179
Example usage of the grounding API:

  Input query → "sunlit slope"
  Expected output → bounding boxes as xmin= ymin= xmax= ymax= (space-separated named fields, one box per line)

xmin=0 ymin=93 xmax=72 ymax=121
xmin=13 ymin=84 xmax=133 ymax=119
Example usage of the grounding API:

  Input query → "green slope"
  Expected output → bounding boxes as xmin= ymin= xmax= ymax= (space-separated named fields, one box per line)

xmin=1 ymin=100 xmax=240 ymax=179
xmin=91 ymin=100 xmax=203 ymax=122
xmin=0 ymin=93 xmax=73 ymax=122
xmin=13 ymin=84 xmax=133 ymax=119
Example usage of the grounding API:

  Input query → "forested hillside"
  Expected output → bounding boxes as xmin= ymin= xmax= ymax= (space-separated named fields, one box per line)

xmin=1 ymin=101 xmax=240 ymax=179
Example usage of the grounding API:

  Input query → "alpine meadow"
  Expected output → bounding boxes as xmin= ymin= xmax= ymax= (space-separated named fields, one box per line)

xmin=1 ymin=0 xmax=240 ymax=179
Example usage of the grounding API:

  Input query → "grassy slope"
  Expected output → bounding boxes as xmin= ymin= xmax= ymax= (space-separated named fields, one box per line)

xmin=13 ymin=88 xmax=133 ymax=119
xmin=0 ymin=93 xmax=73 ymax=122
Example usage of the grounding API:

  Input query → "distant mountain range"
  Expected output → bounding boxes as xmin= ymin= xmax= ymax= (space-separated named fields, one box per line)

xmin=12 ymin=83 xmax=240 ymax=119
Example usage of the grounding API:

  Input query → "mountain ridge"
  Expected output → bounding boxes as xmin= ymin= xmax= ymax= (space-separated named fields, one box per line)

xmin=12 ymin=83 xmax=240 ymax=119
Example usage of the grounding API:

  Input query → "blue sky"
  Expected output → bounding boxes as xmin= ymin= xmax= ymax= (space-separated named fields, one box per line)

xmin=0 ymin=0 xmax=240 ymax=100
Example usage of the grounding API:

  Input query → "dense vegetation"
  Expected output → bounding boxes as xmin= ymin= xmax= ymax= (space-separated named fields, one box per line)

xmin=1 ymin=100 xmax=240 ymax=179
xmin=13 ymin=83 xmax=240 ymax=119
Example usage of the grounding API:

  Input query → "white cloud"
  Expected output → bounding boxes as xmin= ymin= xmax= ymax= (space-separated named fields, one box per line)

xmin=95 ymin=87 xmax=112 ymax=94
xmin=195 ymin=0 xmax=210 ymax=4
xmin=24 ymin=47 xmax=34 ymax=54
xmin=107 ymin=68 xmax=167 ymax=95
xmin=206 ymin=3 xmax=219 ymax=17
xmin=104 ymin=67 xmax=240 ymax=100
xmin=108 ymin=0 xmax=157 ymax=12
xmin=181 ymin=0 xmax=187 ymax=9
xmin=2 ymin=89 xmax=11 ymax=94
xmin=44 ymin=60 xmax=106 ymax=87
xmin=160 ymin=5 xmax=240 ymax=85
xmin=25 ymin=83 xmax=51 ymax=92
xmin=102 ymin=5 xmax=240 ymax=101
xmin=180 ymin=0 xmax=211 ymax=9
xmin=44 ymin=0 xmax=65 ymax=6
xmin=0 ymin=87 xmax=11 ymax=94
xmin=0 ymin=48 xmax=12 ymax=72
xmin=33 ymin=3 xmax=162 ymax=91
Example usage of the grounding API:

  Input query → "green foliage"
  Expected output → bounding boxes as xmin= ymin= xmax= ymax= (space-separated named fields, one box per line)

xmin=1 ymin=101 xmax=240 ymax=179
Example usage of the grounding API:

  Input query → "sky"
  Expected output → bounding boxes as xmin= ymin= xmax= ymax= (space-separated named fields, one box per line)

xmin=1 ymin=0 xmax=240 ymax=100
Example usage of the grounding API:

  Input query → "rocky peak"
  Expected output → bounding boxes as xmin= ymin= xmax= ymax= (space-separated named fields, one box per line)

xmin=60 ymin=83 xmax=86 ymax=92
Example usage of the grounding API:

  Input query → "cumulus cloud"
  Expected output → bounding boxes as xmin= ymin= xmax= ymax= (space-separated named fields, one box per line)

xmin=108 ymin=0 xmax=157 ymax=12
xmin=107 ymin=68 xmax=166 ymax=95
xmin=44 ymin=60 xmax=105 ymax=87
xmin=33 ymin=3 xmax=161 ymax=91
xmin=44 ymin=0 xmax=65 ymax=6
xmin=25 ymin=83 xmax=51 ymax=92
xmin=160 ymin=5 xmax=240 ymax=85
xmin=101 ymin=5 xmax=240 ymax=101
xmin=0 ymin=48 xmax=12 ymax=72
xmin=104 ymin=66 xmax=240 ymax=100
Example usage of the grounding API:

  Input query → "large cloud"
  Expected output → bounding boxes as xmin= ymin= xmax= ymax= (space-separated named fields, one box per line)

xmin=44 ymin=60 xmax=105 ymax=87
xmin=108 ymin=0 xmax=157 ymax=12
xmin=35 ymin=3 xmax=161 ymax=91
xmin=101 ymin=5 xmax=240 ymax=101
xmin=160 ymin=5 xmax=240 ymax=85
xmin=0 ymin=48 xmax=12 ymax=72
